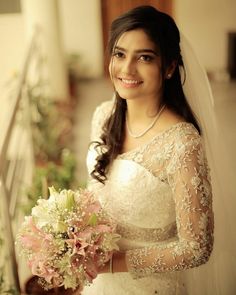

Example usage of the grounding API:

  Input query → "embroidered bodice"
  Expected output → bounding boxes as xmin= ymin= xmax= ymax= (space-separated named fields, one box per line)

xmin=86 ymin=100 xmax=214 ymax=280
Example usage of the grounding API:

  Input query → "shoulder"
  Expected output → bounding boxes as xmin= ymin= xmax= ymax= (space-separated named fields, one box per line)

xmin=90 ymin=99 xmax=115 ymax=141
xmin=162 ymin=108 xmax=201 ymax=145
xmin=169 ymin=122 xmax=203 ymax=155
xmin=166 ymin=123 xmax=208 ymax=174
xmin=92 ymin=99 xmax=115 ymax=123
xmin=174 ymin=122 xmax=200 ymax=141
xmin=161 ymin=122 xmax=202 ymax=157
xmin=160 ymin=121 xmax=201 ymax=144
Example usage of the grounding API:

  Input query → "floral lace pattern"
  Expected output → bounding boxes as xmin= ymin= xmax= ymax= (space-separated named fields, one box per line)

xmin=116 ymin=221 xmax=177 ymax=243
xmin=85 ymin=100 xmax=214 ymax=294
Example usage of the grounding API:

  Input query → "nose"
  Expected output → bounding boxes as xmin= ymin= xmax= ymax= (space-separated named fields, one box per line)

xmin=122 ymin=57 xmax=136 ymax=75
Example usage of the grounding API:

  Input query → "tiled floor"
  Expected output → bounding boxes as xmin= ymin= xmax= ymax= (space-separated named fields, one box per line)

xmin=73 ymin=78 xmax=236 ymax=187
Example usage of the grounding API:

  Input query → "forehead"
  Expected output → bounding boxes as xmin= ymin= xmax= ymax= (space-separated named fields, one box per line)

xmin=116 ymin=29 xmax=156 ymax=50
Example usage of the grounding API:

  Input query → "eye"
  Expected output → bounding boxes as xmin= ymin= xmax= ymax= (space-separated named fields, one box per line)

xmin=139 ymin=55 xmax=154 ymax=62
xmin=113 ymin=51 xmax=125 ymax=59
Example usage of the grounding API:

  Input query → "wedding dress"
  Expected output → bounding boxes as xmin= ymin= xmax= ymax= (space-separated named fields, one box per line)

xmin=82 ymin=100 xmax=213 ymax=295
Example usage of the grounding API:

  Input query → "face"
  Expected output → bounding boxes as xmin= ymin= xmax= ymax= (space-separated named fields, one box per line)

xmin=109 ymin=29 xmax=163 ymax=104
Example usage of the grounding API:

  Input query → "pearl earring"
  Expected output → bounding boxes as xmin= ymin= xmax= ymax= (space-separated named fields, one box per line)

xmin=167 ymin=73 xmax=171 ymax=79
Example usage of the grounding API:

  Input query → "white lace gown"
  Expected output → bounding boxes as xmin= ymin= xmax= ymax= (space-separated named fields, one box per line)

xmin=82 ymin=101 xmax=214 ymax=295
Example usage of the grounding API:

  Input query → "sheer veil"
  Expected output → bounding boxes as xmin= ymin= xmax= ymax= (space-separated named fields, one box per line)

xmin=180 ymin=33 xmax=236 ymax=295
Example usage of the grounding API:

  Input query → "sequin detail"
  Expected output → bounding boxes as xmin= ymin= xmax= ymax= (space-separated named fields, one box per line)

xmin=116 ymin=222 xmax=177 ymax=243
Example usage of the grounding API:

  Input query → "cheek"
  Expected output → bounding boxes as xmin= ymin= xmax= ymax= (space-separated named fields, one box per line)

xmin=109 ymin=58 xmax=117 ymax=81
xmin=151 ymin=67 xmax=162 ymax=84
xmin=109 ymin=62 xmax=112 ymax=78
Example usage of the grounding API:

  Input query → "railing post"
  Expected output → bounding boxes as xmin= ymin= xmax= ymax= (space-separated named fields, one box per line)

xmin=0 ymin=179 xmax=21 ymax=292
xmin=0 ymin=29 xmax=39 ymax=294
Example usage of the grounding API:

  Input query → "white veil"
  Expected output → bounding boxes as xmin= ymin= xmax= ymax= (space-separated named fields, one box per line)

xmin=180 ymin=33 xmax=236 ymax=295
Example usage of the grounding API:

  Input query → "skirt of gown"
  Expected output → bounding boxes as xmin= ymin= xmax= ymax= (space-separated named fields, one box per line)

xmin=81 ymin=266 xmax=187 ymax=295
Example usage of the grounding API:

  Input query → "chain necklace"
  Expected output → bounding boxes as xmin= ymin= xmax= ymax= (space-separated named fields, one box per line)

xmin=126 ymin=104 xmax=166 ymax=138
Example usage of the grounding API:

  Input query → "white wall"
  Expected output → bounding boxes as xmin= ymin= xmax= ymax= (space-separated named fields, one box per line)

xmin=58 ymin=0 xmax=104 ymax=78
xmin=21 ymin=0 xmax=69 ymax=100
xmin=0 ymin=14 xmax=25 ymax=97
xmin=0 ymin=0 xmax=103 ymax=100
xmin=1 ymin=0 xmax=236 ymax=88
xmin=174 ymin=0 xmax=236 ymax=74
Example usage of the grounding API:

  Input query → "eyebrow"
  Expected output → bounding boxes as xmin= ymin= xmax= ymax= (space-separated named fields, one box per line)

xmin=114 ymin=46 xmax=158 ymax=56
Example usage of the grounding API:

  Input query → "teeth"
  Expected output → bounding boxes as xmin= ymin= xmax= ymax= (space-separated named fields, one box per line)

xmin=121 ymin=79 xmax=140 ymax=84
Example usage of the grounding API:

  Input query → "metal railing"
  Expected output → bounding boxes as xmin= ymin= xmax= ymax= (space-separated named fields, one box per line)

xmin=0 ymin=30 xmax=40 ymax=293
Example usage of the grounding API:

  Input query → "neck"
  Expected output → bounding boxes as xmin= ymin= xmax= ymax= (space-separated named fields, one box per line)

xmin=126 ymin=102 xmax=166 ymax=139
xmin=126 ymin=98 xmax=162 ymax=123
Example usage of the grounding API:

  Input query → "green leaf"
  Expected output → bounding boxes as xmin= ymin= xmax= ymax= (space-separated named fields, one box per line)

xmin=87 ymin=213 xmax=97 ymax=226
xmin=49 ymin=186 xmax=57 ymax=195
xmin=65 ymin=190 xmax=75 ymax=210
xmin=55 ymin=220 xmax=67 ymax=232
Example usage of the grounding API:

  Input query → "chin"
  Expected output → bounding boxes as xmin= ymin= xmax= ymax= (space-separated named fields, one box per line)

xmin=116 ymin=88 xmax=140 ymax=100
xmin=117 ymin=93 xmax=138 ymax=100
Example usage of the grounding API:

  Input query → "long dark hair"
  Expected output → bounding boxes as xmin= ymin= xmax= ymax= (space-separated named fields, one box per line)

xmin=91 ymin=5 xmax=201 ymax=183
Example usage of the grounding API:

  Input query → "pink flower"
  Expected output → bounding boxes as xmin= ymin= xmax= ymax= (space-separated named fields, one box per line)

xmin=20 ymin=222 xmax=53 ymax=256
xmin=83 ymin=258 xmax=99 ymax=282
xmin=66 ymin=236 xmax=89 ymax=257
xmin=29 ymin=256 xmax=56 ymax=282
xmin=17 ymin=187 xmax=120 ymax=291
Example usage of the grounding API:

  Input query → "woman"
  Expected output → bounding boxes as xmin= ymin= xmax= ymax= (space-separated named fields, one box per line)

xmin=83 ymin=5 xmax=214 ymax=295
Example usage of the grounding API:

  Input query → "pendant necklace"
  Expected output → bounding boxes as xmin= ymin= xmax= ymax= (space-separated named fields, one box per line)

xmin=126 ymin=104 xmax=166 ymax=138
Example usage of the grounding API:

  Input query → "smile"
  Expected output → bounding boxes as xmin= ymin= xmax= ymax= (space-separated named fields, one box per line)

xmin=118 ymin=78 xmax=143 ymax=87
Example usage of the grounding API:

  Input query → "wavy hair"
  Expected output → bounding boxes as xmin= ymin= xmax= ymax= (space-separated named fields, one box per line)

xmin=91 ymin=5 xmax=201 ymax=183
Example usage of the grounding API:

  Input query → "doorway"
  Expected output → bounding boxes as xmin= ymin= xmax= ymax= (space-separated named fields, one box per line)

xmin=100 ymin=0 xmax=173 ymax=55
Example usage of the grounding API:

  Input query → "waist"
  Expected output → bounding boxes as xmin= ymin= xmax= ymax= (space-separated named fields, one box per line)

xmin=116 ymin=221 xmax=177 ymax=244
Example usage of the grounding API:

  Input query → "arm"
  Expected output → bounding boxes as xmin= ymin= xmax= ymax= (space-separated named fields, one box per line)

xmin=101 ymin=135 xmax=214 ymax=276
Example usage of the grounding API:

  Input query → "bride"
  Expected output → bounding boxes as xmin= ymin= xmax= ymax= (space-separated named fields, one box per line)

xmin=82 ymin=5 xmax=214 ymax=295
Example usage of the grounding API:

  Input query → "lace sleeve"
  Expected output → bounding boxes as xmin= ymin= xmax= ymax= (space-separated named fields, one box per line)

xmin=125 ymin=134 xmax=214 ymax=278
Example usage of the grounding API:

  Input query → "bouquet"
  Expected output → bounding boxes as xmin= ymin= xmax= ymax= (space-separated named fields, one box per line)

xmin=17 ymin=187 xmax=120 ymax=291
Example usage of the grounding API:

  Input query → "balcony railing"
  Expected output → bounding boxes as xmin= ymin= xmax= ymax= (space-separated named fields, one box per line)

xmin=0 ymin=29 xmax=41 ymax=293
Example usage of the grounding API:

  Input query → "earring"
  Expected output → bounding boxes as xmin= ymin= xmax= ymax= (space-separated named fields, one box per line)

xmin=167 ymin=73 xmax=171 ymax=79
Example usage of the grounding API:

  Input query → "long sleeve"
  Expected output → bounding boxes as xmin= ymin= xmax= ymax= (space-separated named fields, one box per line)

xmin=125 ymin=134 xmax=214 ymax=278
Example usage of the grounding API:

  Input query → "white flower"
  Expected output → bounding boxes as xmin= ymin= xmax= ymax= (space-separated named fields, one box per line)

xmin=102 ymin=233 xmax=121 ymax=251
xmin=32 ymin=199 xmax=55 ymax=229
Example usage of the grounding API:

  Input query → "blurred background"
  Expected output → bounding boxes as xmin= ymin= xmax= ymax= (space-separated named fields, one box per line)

xmin=0 ymin=0 xmax=235 ymax=294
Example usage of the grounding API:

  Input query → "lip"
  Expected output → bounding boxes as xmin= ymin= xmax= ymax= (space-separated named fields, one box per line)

xmin=117 ymin=77 xmax=143 ymax=88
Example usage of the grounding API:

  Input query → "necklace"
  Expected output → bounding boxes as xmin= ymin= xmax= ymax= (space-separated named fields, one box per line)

xmin=126 ymin=104 xmax=166 ymax=138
